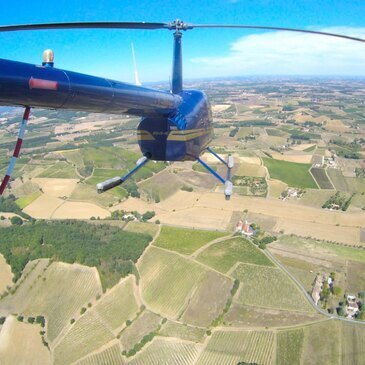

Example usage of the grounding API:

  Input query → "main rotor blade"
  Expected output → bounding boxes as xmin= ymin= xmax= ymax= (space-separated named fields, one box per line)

xmin=190 ymin=24 xmax=365 ymax=43
xmin=0 ymin=21 xmax=169 ymax=32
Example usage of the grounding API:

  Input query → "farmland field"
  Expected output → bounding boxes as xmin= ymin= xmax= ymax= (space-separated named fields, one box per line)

xmin=0 ymin=315 xmax=51 ymax=365
xmin=76 ymin=341 xmax=126 ymax=365
xmin=234 ymin=162 xmax=266 ymax=177
xmin=70 ymin=183 xmax=119 ymax=207
xmin=125 ymin=221 xmax=159 ymax=238
xmin=119 ymin=310 xmax=162 ymax=351
xmin=276 ymin=328 xmax=304 ymax=365
xmin=15 ymin=190 xmax=42 ymax=209
xmin=53 ymin=311 xmax=114 ymax=365
xmin=181 ymin=270 xmax=233 ymax=327
xmin=196 ymin=237 xmax=273 ymax=273
xmin=138 ymin=247 xmax=206 ymax=317
xmin=159 ymin=321 xmax=206 ymax=343
xmin=232 ymin=263 xmax=314 ymax=312
xmin=128 ymin=337 xmax=200 ymax=365
xmin=327 ymin=168 xmax=349 ymax=191
xmin=301 ymin=320 xmax=341 ymax=365
xmin=38 ymin=161 xmax=79 ymax=179
xmin=310 ymin=168 xmax=334 ymax=189
xmin=12 ymin=262 xmax=102 ymax=342
xmin=0 ymin=254 xmax=12 ymax=293
xmin=263 ymin=157 xmax=317 ymax=188
xmin=94 ymin=276 xmax=139 ymax=333
xmin=341 ymin=322 xmax=365 ymax=365
xmin=196 ymin=330 xmax=275 ymax=365
xmin=154 ymin=226 xmax=228 ymax=255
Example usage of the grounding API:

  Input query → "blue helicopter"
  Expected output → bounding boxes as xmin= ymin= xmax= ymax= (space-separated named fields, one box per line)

xmin=0 ymin=20 xmax=363 ymax=199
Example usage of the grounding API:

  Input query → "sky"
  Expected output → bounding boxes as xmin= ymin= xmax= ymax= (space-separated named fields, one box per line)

xmin=0 ymin=0 xmax=365 ymax=83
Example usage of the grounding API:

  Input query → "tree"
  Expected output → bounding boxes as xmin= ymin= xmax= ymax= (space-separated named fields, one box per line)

xmin=332 ymin=286 xmax=342 ymax=297
xmin=10 ymin=216 xmax=23 ymax=226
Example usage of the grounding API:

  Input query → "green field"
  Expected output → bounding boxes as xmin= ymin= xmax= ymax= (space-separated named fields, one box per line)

xmin=310 ymin=168 xmax=334 ymax=189
xmin=196 ymin=330 xmax=275 ymax=365
xmin=15 ymin=190 xmax=42 ymax=209
xmin=263 ymin=157 xmax=317 ymax=188
xmin=196 ymin=237 xmax=273 ymax=273
xmin=232 ymin=263 xmax=314 ymax=312
xmin=38 ymin=161 xmax=79 ymax=179
xmin=266 ymin=128 xmax=288 ymax=137
xmin=70 ymin=183 xmax=119 ymax=207
xmin=303 ymin=144 xmax=316 ymax=152
xmin=154 ymin=226 xmax=228 ymax=255
xmin=276 ymin=328 xmax=304 ymax=365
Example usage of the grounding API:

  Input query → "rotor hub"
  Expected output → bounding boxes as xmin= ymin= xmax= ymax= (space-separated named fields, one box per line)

xmin=168 ymin=19 xmax=192 ymax=32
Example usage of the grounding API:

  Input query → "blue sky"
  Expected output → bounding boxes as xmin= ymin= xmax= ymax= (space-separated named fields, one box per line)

xmin=1 ymin=0 xmax=365 ymax=82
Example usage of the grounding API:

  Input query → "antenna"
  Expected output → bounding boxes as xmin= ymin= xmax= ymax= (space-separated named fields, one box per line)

xmin=131 ymin=43 xmax=141 ymax=86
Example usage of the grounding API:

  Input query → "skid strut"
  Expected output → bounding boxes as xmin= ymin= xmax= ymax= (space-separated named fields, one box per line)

xmin=0 ymin=106 xmax=31 ymax=195
xmin=198 ymin=148 xmax=234 ymax=200
xmin=96 ymin=155 xmax=149 ymax=193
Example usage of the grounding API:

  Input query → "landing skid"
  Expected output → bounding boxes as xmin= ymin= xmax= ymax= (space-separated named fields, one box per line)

xmin=96 ymin=155 xmax=149 ymax=193
xmin=197 ymin=147 xmax=234 ymax=200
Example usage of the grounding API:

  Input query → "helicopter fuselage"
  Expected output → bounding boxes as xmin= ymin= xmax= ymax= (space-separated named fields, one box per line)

xmin=138 ymin=90 xmax=213 ymax=161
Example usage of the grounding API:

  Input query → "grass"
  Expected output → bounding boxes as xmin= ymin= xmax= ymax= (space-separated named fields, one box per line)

xmin=138 ymin=247 xmax=206 ymax=318
xmin=70 ymin=183 xmax=119 ymax=207
xmin=276 ymin=328 xmax=304 ymax=365
xmin=153 ymin=226 xmax=228 ymax=255
xmin=263 ymin=157 xmax=317 ymax=188
xmin=15 ymin=191 xmax=42 ymax=209
xmin=310 ymin=168 xmax=334 ymax=189
xmin=196 ymin=237 xmax=274 ymax=273
xmin=232 ymin=263 xmax=314 ymax=312
xmin=196 ymin=330 xmax=275 ymax=365
xmin=234 ymin=162 xmax=266 ymax=177
xmin=266 ymin=128 xmax=288 ymax=137
xmin=341 ymin=322 xmax=365 ymax=365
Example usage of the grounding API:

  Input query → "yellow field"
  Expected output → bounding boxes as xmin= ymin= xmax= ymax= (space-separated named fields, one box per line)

xmin=52 ymin=201 xmax=110 ymax=219
xmin=234 ymin=162 xmax=266 ymax=177
xmin=23 ymin=194 xmax=63 ymax=219
xmin=291 ymin=143 xmax=316 ymax=151
xmin=268 ymin=179 xmax=288 ymax=198
xmin=237 ymin=156 xmax=262 ymax=165
xmin=31 ymin=178 xmax=78 ymax=198
xmin=0 ymin=254 xmax=12 ymax=294
xmin=324 ymin=119 xmax=350 ymax=132
xmin=271 ymin=152 xmax=313 ymax=164
xmin=0 ymin=316 xmax=51 ymax=365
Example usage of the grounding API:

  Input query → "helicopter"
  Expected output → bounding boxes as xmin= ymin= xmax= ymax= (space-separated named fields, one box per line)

xmin=0 ymin=20 xmax=364 ymax=199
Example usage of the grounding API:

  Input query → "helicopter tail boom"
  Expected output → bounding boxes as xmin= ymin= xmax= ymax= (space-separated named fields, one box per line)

xmin=0 ymin=58 xmax=181 ymax=118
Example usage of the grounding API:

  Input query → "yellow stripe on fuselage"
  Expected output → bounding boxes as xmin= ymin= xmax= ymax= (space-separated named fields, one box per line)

xmin=137 ymin=128 xmax=213 ymax=142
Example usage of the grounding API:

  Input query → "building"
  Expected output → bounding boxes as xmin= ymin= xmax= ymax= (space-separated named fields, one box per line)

xmin=346 ymin=295 xmax=359 ymax=318
xmin=236 ymin=220 xmax=254 ymax=237
xmin=311 ymin=275 xmax=323 ymax=305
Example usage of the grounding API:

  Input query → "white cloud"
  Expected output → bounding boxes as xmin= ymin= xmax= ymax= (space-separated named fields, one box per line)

xmin=190 ymin=27 xmax=365 ymax=76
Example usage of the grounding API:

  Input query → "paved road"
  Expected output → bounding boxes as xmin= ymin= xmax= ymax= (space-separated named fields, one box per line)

xmin=264 ymin=249 xmax=365 ymax=326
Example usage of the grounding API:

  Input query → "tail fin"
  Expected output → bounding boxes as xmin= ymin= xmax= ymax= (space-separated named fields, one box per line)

xmin=131 ymin=43 xmax=141 ymax=86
